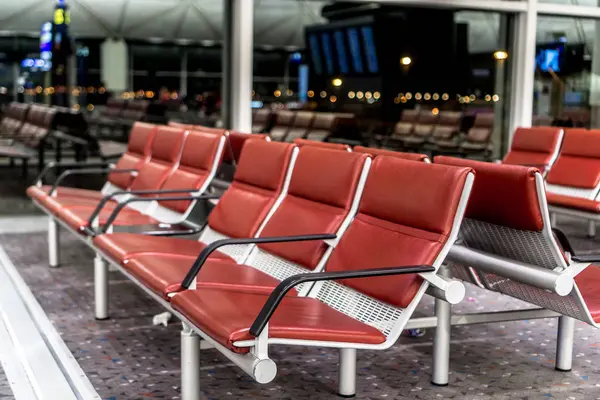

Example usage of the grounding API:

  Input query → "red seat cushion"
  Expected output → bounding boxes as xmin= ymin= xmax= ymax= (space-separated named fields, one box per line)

xmin=41 ymin=196 xmax=116 ymax=216
xmin=575 ymin=266 xmax=600 ymax=323
xmin=93 ymin=233 xmax=232 ymax=263
xmin=547 ymin=193 xmax=600 ymax=213
xmin=171 ymin=288 xmax=386 ymax=353
xmin=123 ymin=257 xmax=289 ymax=300
xmin=58 ymin=206 xmax=159 ymax=232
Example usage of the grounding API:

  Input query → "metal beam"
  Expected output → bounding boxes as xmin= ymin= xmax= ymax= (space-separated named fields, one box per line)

xmin=190 ymin=3 xmax=221 ymax=40
xmin=538 ymin=2 xmax=600 ymax=18
xmin=72 ymin=0 xmax=120 ymax=38
xmin=116 ymin=0 xmax=131 ymax=35
xmin=339 ymin=0 xmax=527 ymax=13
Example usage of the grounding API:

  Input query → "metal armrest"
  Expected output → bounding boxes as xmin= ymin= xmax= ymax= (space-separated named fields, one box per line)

xmin=49 ymin=168 xmax=137 ymax=195
xmin=180 ymin=233 xmax=338 ymax=289
xmin=249 ymin=264 xmax=435 ymax=336
xmin=85 ymin=188 xmax=210 ymax=232
xmin=35 ymin=161 xmax=111 ymax=185
xmin=100 ymin=193 xmax=221 ymax=233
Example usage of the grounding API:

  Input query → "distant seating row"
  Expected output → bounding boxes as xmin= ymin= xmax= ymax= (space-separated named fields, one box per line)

xmin=26 ymin=123 xmax=600 ymax=398
xmin=89 ymin=98 xmax=166 ymax=139
xmin=0 ymin=102 xmax=94 ymax=175
xmin=252 ymin=108 xmax=355 ymax=143
xmin=385 ymin=109 xmax=495 ymax=158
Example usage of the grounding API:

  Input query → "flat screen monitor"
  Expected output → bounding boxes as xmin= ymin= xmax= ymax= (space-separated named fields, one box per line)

xmin=360 ymin=26 xmax=378 ymax=73
xmin=333 ymin=30 xmax=349 ymax=74
xmin=308 ymin=33 xmax=323 ymax=75
xmin=536 ymin=46 xmax=562 ymax=73
xmin=320 ymin=32 xmax=334 ymax=75
xmin=346 ymin=27 xmax=364 ymax=74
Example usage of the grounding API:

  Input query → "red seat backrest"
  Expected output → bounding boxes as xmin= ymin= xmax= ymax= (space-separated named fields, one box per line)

xmin=354 ymin=146 xmax=429 ymax=162
xmin=258 ymin=147 xmax=369 ymax=269
xmin=207 ymin=140 xmax=297 ymax=238
xmin=546 ymin=129 xmax=600 ymax=189
xmin=128 ymin=126 xmax=187 ymax=191
xmin=325 ymin=156 xmax=473 ymax=308
xmin=223 ymin=131 xmax=269 ymax=163
xmin=503 ymin=127 xmax=563 ymax=168
xmin=293 ymin=138 xmax=350 ymax=152
xmin=108 ymin=122 xmax=157 ymax=188
xmin=435 ymin=156 xmax=543 ymax=232
xmin=158 ymin=130 xmax=226 ymax=213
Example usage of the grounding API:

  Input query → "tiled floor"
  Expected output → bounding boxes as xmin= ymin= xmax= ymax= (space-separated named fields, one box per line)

xmin=0 ymin=220 xmax=599 ymax=399
xmin=0 ymin=365 xmax=14 ymax=400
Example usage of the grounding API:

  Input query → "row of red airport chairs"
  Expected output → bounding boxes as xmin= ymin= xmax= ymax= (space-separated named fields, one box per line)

xmin=25 ymin=122 xmax=600 ymax=398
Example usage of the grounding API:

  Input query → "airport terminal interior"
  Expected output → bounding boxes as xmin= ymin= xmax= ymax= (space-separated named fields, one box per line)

xmin=3 ymin=0 xmax=600 ymax=399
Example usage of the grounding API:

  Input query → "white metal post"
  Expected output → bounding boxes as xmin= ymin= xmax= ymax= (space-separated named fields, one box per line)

xmin=180 ymin=49 xmax=188 ymax=97
xmin=223 ymin=0 xmax=254 ymax=133
xmin=338 ymin=348 xmax=357 ymax=397
xmin=507 ymin=0 xmax=538 ymax=147
xmin=48 ymin=218 xmax=60 ymax=268
xmin=555 ymin=315 xmax=575 ymax=371
xmin=181 ymin=323 xmax=201 ymax=400
xmin=94 ymin=254 xmax=109 ymax=320
xmin=432 ymin=266 xmax=451 ymax=386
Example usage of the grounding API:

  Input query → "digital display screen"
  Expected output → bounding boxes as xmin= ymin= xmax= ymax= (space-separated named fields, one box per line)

xmin=320 ymin=32 xmax=334 ymax=75
xmin=333 ymin=30 xmax=349 ymax=74
xmin=347 ymin=27 xmax=363 ymax=74
xmin=308 ymin=34 xmax=323 ymax=75
xmin=537 ymin=48 xmax=561 ymax=72
xmin=360 ymin=26 xmax=379 ymax=73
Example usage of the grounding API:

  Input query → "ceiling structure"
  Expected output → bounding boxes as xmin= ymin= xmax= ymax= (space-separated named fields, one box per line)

xmin=0 ymin=0 xmax=598 ymax=54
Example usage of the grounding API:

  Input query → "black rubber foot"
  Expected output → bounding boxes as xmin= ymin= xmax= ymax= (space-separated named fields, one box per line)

xmin=49 ymin=264 xmax=60 ymax=268
xmin=95 ymin=317 xmax=110 ymax=321
xmin=337 ymin=394 xmax=355 ymax=398
xmin=431 ymin=381 xmax=449 ymax=387
xmin=555 ymin=367 xmax=571 ymax=372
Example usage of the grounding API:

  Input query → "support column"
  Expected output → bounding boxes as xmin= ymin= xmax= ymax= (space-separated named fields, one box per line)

xmin=492 ymin=15 xmax=509 ymax=159
xmin=180 ymin=49 xmax=188 ymax=97
xmin=101 ymin=39 xmax=129 ymax=96
xmin=338 ymin=348 xmax=357 ymax=397
xmin=507 ymin=0 xmax=537 ymax=148
xmin=222 ymin=0 xmax=254 ymax=132
xmin=181 ymin=323 xmax=201 ymax=400
xmin=94 ymin=254 xmax=109 ymax=320
xmin=555 ymin=315 xmax=575 ymax=371
xmin=67 ymin=54 xmax=77 ymax=107
xmin=12 ymin=62 xmax=19 ymax=102
xmin=48 ymin=218 xmax=60 ymax=268
xmin=432 ymin=266 xmax=451 ymax=386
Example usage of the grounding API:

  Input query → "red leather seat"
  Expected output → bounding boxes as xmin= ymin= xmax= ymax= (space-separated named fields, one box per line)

xmin=171 ymin=288 xmax=386 ymax=353
xmin=100 ymin=144 xmax=368 ymax=303
xmin=54 ymin=125 xmax=189 ymax=231
xmin=94 ymin=233 xmax=232 ymax=263
xmin=546 ymin=193 xmax=600 ymax=213
xmin=502 ymin=127 xmax=563 ymax=169
xmin=293 ymin=138 xmax=350 ymax=152
xmin=27 ymin=122 xmax=157 ymax=213
xmin=575 ymin=266 xmax=600 ymax=323
xmin=172 ymin=156 xmax=472 ymax=353
xmin=123 ymin=257 xmax=289 ymax=300
xmin=93 ymin=140 xmax=296 ymax=261
xmin=546 ymin=129 xmax=600 ymax=190
xmin=354 ymin=146 xmax=429 ymax=162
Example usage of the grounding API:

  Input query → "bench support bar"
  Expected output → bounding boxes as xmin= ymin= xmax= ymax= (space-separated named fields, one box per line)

xmin=338 ymin=348 xmax=356 ymax=397
xmin=556 ymin=315 xmax=575 ymax=371
xmin=94 ymin=254 xmax=109 ymax=320
xmin=48 ymin=218 xmax=60 ymax=268
xmin=181 ymin=323 xmax=201 ymax=400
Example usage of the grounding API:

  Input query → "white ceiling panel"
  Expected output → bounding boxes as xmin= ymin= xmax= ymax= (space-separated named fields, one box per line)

xmin=0 ymin=1 xmax=596 ymax=53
